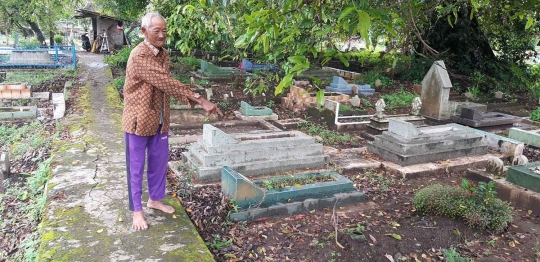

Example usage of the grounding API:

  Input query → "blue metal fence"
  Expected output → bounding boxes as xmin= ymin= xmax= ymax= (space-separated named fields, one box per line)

xmin=0 ymin=43 xmax=77 ymax=68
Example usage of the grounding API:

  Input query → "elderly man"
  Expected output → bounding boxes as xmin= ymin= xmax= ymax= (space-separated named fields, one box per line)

xmin=122 ymin=12 xmax=222 ymax=230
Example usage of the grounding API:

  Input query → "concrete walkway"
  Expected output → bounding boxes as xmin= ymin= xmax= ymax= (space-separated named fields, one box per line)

xmin=36 ymin=52 xmax=214 ymax=261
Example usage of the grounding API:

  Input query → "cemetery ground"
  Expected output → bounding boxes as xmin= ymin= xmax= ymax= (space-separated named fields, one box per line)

xmin=110 ymin=56 xmax=540 ymax=261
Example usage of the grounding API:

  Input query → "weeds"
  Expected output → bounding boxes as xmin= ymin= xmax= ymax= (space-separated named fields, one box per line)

xmin=259 ymin=173 xmax=335 ymax=190
xmin=297 ymin=122 xmax=358 ymax=146
xmin=442 ymin=247 xmax=474 ymax=262
xmin=174 ymin=56 xmax=200 ymax=70
xmin=530 ymin=107 xmax=540 ymax=121
xmin=381 ymin=87 xmax=417 ymax=110
xmin=205 ymin=234 xmax=232 ymax=250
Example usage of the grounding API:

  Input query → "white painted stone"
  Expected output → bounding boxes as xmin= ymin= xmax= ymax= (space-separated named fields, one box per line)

xmin=411 ymin=97 xmax=422 ymax=115
xmin=512 ymin=155 xmax=528 ymax=166
xmin=205 ymin=88 xmax=213 ymax=101
xmin=375 ymin=98 xmax=386 ymax=118
xmin=495 ymin=91 xmax=503 ymax=99
xmin=1 ymin=152 xmax=9 ymax=178
xmin=52 ymin=93 xmax=65 ymax=119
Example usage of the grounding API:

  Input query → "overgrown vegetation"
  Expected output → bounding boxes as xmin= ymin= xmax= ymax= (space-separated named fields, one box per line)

xmin=381 ymin=87 xmax=417 ymax=110
xmin=259 ymin=173 xmax=335 ymax=190
xmin=413 ymin=179 xmax=513 ymax=233
xmin=0 ymin=121 xmax=58 ymax=260
xmin=298 ymin=121 xmax=358 ymax=146
xmin=104 ymin=47 xmax=133 ymax=68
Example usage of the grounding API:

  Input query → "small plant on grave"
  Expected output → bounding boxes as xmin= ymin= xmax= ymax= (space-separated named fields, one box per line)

xmin=259 ymin=174 xmax=336 ymax=190
xmin=175 ymin=56 xmax=200 ymax=70
xmin=530 ymin=107 xmax=540 ymax=121
xmin=266 ymin=100 xmax=275 ymax=108
xmin=413 ymin=179 xmax=512 ymax=233
xmin=243 ymin=72 xmax=274 ymax=96
xmin=53 ymin=35 xmax=64 ymax=45
xmin=361 ymin=98 xmax=373 ymax=108
xmin=297 ymin=122 xmax=359 ymax=146
xmin=381 ymin=87 xmax=416 ymax=110
xmin=442 ymin=247 xmax=474 ymax=262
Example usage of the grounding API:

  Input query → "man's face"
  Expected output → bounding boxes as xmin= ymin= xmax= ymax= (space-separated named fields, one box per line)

xmin=143 ymin=17 xmax=167 ymax=48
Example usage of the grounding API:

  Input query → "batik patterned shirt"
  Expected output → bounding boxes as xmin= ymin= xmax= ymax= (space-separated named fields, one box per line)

xmin=122 ymin=41 xmax=195 ymax=136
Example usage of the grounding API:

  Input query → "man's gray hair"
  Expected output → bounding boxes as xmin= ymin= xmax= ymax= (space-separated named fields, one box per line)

xmin=141 ymin=12 xmax=165 ymax=29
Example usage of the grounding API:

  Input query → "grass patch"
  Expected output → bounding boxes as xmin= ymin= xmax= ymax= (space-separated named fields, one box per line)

xmin=381 ymin=87 xmax=417 ymax=110
xmin=298 ymin=121 xmax=358 ymax=146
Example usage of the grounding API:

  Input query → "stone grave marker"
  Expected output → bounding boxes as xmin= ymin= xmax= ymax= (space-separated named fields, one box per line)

xmin=350 ymin=95 xmax=361 ymax=107
xmin=0 ymin=106 xmax=37 ymax=120
xmin=1 ymin=151 xmax=9 ymax=180
xmin=52 ymin=93 xmax=65 ymax=119
xmin=325 ymin=76 xmax=354 ymax=94
xmin=495 ymin=91 xmax=503 ymax=99
xmin=367 ymin=119 xmax=487 ymax=166
xmin=202 ymin=123 xmax=238 ymax=146
xmin=451 ymin=106 xmax=520 ymax=127
xmin=420 ymin=61 xmax=453 ymax=120
xmin=240 ymin=59 xmax=277 ymax=72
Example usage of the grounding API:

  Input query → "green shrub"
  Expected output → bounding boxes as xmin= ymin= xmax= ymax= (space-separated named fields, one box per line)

xmin=531 ymin=107 xmax=540 ymax=121
xmin=360 ymin=70 xmax=394 ymax=88
xmin=53 ymin=35 xmax=64 ymax=45
xmin=113 ymin=76 xmax=125 ymax=90
xmin=381 ymin=87 xmax=417 ymax=110
xmin=104 ymin=47 xmax=133 ymax=68
xmin=413 ymin=179 xmax=513 ymax=233
xmin=19 ymin=38 xmax=41 ymax=49
xmin=442 ymin=247 xmax=474 ymax=262
xmin=175 ymin=56 xmax=200 ymax=69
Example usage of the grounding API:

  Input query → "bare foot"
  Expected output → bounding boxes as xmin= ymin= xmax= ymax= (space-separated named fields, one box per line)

xmin=132 ymin=211 xmax=148 ymax=230
xmin=147 ymin=199 xmax=175 ymax=214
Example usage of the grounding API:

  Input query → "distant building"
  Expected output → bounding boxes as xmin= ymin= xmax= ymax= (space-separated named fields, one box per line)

xmin=73 ymin=9 xmax=129 ymax=49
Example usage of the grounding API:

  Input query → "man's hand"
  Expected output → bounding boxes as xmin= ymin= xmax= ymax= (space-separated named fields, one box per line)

xmin=196 ymin=97 xmax=223 ymax=117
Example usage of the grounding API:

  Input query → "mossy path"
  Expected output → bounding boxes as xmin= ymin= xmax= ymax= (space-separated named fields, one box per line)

xmin=37 ymin=52 xmax=214 ymax=262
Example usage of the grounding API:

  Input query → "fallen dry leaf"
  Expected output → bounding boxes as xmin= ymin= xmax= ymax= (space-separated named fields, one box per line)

xmin=96 ymin=228 xmax=104 ymax=233
xmin=369 ymin=234 xmax=377 ymax=244
xmin=172 ymin=214 xmax=177 ymax=219
xmin=509 ymin=241 xmax=515 ymax=248
xmin=384 ymin=254 xmax=395 ymax=262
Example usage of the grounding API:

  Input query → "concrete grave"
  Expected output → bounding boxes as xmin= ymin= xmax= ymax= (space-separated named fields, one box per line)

xmin=0 ymin=106 xmax=37 ymax=120
xmin=451 ymin=107 xmax=520 ymax=127
xmin=367 ymin=119 xmax=487 ymax=166
xmin=52 ymin=93 xmax=65 ymax=119
xmin=366 ymin=115 xmax=425 ymax=135
xmin=420 ymin=61 xmax=453 ymax=120
xmin=221 ymin=167 xmax=365 ymax=221
xmin=0 ymin=84 xmax=31 ymax=99
xmin=507 ymin=162 xmax=540 ymax=193
xmin=240 ymin=59 xmax=277 ymax=72
xmin=32 ymin=92 xmax=50 ymax=100
xmin=508 ymin=128 xmax=540 ymax=148
xmin=235 ymin=101 xmax=278 ymax=121
xmin=325 ymin=76 xmax=354 ymax=94
xmin=8 ymin=50 xmax=53 ymax=64
xmin=182 ymin=124 xmax=327 ymax=182
xmin=449 ymin=123 xmax=524 ymax=157
xmin=322 ymin=99 xmax=372 ymax=131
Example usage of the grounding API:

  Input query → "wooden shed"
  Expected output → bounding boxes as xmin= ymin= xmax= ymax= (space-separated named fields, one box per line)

xmin=73 ymin=9 xmax=129 ymax=50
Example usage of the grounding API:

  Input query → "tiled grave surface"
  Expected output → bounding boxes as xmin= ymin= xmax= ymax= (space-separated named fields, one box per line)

xmin=182 ymin=124 xmax=327 ymax=182
xmin=367 ymin=119 xmax=487 ymax=166
xmin=281 ymin=85 xmax=350 ymax=111
xmin=221 ymin=167 xmax=365 ymax=221
xmin=507 ymin=162 xmax=540 ymax=193
xmin=450 ymin=107 xmax=520 ymax=127
xmin=508 ymin=128 xmax=540 ymax=148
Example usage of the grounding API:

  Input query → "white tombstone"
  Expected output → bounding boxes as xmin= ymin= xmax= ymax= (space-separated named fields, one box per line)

xmin=375 ymin=98 xmax=386 ymax=118
xmin=52 ymin=93 xmax=65 ymax=119
xmin=495 ymin=91 xmax=503 ymax=99
xmin=420 ymin=61 xmax=453 ymax=120
xmin=350 ymin=95 xmax=361 ymax=107
xmin=388 ymin=119 xmax=420 ymax=139
xmin=1 ymin=152 xmax=9 ymax=179
xmin=205 ymin=88 xmax=213 ymax=101
xmin=411 ymin=97 xmax=422 ymax=115
xmin=202 ymin=124 xmax=238 ymax=146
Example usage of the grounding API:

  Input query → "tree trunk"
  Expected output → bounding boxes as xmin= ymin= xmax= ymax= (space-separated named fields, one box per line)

xmin=26 ymin=19 xmax=46 ymax=45
xmin=49 ymin=31 xmax=54 ymax=46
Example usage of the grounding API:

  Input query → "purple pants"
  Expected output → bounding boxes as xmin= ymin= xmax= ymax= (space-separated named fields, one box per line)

xmin=124 ymin=126 xmax=169 ymax=212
